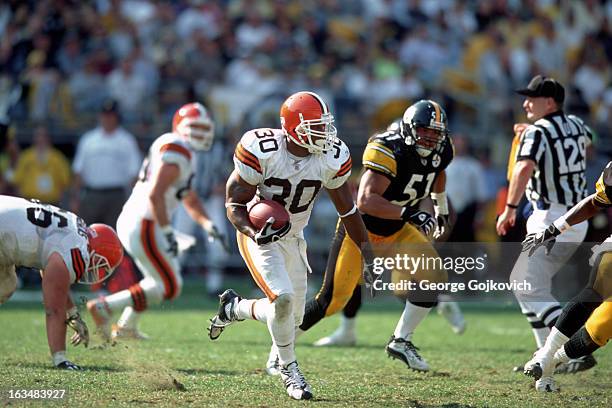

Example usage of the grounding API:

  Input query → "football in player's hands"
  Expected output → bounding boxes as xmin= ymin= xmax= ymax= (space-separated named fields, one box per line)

xmin=249 ymin=200 xmax=290 ymax=230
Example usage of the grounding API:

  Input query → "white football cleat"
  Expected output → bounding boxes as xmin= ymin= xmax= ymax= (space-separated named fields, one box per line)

xmin=266 ymin=345 xmax=280 ymax=376
xmin=523 ymin=349 xmax=554 ymax=380
xmin=313 ymin=327 xmax=356 ymax=347
xmin=437 ymin=300 xmax=466 ymax=335
xmin=111 ymin=324 xmax=150 ymax=341
xmin=385 ymin=336 xmax=429 ymax=372
xmin=535 ymin=376 xmax=559 ymax=392
xmin=280 ymin=361 xmax=312 ymax=400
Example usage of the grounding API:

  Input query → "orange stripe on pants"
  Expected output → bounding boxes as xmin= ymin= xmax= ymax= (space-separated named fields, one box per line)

xmin=140 ymin=220 xmax=179 ymax=300
xmin=237 ymin=233 xmax=278 ymax=301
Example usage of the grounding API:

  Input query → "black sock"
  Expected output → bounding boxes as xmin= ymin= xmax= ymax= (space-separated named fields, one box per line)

xmin=564 ymin=327 xmax=600 ymax=359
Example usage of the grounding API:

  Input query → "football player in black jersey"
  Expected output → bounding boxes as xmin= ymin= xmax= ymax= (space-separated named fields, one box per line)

xmin=267 ymin=100 xmax=457 ymax=374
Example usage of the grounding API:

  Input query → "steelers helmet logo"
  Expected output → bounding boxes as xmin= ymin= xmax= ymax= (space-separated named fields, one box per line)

xmin=432 ymin=154 xmax=441 ymax=168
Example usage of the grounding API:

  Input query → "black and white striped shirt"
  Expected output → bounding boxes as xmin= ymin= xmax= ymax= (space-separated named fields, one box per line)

xmin=516 ymin=111 xmax=593 ymax=206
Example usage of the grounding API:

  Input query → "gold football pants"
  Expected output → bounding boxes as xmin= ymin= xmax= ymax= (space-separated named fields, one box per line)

xmin=585 ymin=252 xmax=612 ymax=346
xmin=300 ymin=220 xmax=447 ymax=331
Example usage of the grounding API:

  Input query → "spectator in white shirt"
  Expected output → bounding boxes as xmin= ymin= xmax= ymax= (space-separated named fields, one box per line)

xmin=445 ymin=134 xmax=487 ymax=242
xmin=71 ymin=100 xmax=142 ymax=225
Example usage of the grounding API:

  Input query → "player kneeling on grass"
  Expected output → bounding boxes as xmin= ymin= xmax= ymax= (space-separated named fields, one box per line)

xmin=0 ymin=195 xmax=122 ymax=369
xmin=208 ymin=91 xmax=375 ymax=401
xmin=521 ymin=161 xmax=612 ymax=392
xmin=87 ymin=102 xmax=225 ymax=341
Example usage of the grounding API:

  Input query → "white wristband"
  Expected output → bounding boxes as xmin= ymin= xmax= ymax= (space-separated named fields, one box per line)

xmin=430 ymin=192 xmax=449 ymax=215
xmin=338 ymin=203 xmax=358 ymax=218
xmin=225 ymin=202 xmax=247 ymax=208
xmin=553 ymin=218 xmax=571 ymax=233
xmin=160 ymin=224 xmax=173 ymax=235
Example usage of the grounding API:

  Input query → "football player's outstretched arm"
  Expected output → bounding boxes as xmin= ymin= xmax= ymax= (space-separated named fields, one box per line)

xmin=497 ymin=159 xmax=535 ymax=235
xmin=328 ymin=182 xmax=378 ymax=290
xmin=560 ymin=194 xmax=601 ymax=226
xmin=226 ymin=170 xmax=258 ymax=239
xmin=356 ymin=170 xmax=401 ymax=219
xmin=327 ymin=182 xmax=371 ymax=249
xmin=182 ymin=189 xmax=214 ymax=229
xmin=42 ymin=253 xmax=71 ymax=355
xmin=149 ymin=162 xmax=181 ymax=227
xmin=431 ymin=170 xmax=451 ymax=240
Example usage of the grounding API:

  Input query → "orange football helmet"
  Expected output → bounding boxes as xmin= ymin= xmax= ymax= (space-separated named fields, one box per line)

xmin=172 ymin=102 xmax=215 ymax=151
xmin=280 ymin=91 xmax=337 ymax=153
xmin=84 ymin=224 xmax=123 ymax=284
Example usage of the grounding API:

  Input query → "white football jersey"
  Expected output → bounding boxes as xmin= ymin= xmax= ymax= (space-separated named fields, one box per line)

xmin=234 ymin=128 xmax=352 ymax=236
xmin=121 ymin=133 xmax=194 ymax=220
xmin=0 ymin=195 xmax=89 ymax=282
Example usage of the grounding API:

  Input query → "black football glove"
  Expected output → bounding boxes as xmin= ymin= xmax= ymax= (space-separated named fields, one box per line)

xmin=401 ymin=207 xmax=436 ymax=237
xmin=205 ymin=223 xmax=230 ymax=253
xmin=163 ymin=230 xmax=178 ymax=257
xmin=362 ymin=248 xmax=381 ymax=297
xmin=433 ymin=213 xmax=450 ymax=240
xmin=254 ymin=217 xmax=291 ymax=245
xmin=522 ymin=224 xmax=562 ymax=256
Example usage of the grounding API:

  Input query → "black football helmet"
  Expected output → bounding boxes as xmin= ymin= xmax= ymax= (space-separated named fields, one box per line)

xmin=401 ymin=100 xmax=449 ymax=157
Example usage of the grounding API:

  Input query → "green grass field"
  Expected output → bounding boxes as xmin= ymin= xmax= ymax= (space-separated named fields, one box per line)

xmin=1 ymin=285 xmax=610 ymax=408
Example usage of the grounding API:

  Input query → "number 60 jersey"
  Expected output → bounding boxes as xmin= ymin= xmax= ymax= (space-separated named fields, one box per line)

xmin=0 ymin=195 xmax=89 ymax=282
xmin=234 ymin=128 xmax=352 ymax=236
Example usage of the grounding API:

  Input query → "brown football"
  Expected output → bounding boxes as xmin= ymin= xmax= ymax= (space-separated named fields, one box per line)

xmin=248 ymin=200 xmax=290 ymax=230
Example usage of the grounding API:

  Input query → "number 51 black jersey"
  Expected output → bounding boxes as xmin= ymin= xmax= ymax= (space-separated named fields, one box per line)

xmin=361 ymin=128 xmax=454 ymax=236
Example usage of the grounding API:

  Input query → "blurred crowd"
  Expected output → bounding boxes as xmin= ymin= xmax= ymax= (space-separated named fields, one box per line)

xmin=0 ymin=0 xmax=611 ymax=288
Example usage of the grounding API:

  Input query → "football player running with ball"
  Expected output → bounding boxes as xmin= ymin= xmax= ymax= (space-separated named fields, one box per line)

xmin=0 ymin=195 xmax=123 ymax=369
xmin=521 ymin=161 xmax=612 ymax=392
xmin=298 ymin=100 xmax=456 ymax=373
xmin=208 ymin=91 xmax=374 ymax=400
xmin=87 ymin=102 xmax=225 ymax=341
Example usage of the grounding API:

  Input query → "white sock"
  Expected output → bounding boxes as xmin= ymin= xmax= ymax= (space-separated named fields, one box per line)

xmin=52 ymin=351 xmax=67 ymax=366
xmin=272 ymin=321 xmax=295 ymax=367
xmin=103 ymin=289 xmax=134 ymax=313
xmin=553 ymin=345 xmax=570 ymax=364
xmin=540 ymin=327 xmax=569 ymax=357
xmin=117 ymin=306 xmax=141 ymax=329
xmin=236 ymin=298 xmax=269 ymax=321
xmin=393 ymin=301 xmax=431 ymax=340
xmin=339 ymin=315 xmax=356 ymax=335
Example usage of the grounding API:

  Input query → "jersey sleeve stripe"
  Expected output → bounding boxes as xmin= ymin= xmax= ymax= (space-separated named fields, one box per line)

xmin=595 ymin=174 xmax=612 ymax=206
xmin=236 ymin=143 xmax=259 ymax=162
xmin=363 ymin=144 xmax=397 ymax=176
xmin=363 ymin=160 xmax=395 ymax=176
xmin=235 ymin=151 xmax=261 ymax=174
xmin=334 ymin=156 xmax=352 ymax=178
xmin=159 ymin=143 xmax=192 ymax=160
xmin=369 ymin=143 xmax=394 ymax=158
xmin=70 ymin=248 xmax=85 ymax=282
xmin=235 ymin=144 xmax=262 ymax=170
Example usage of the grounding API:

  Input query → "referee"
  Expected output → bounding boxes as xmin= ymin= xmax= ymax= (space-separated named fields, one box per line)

xmin=496 ymin=75 xmax=593 ymax=355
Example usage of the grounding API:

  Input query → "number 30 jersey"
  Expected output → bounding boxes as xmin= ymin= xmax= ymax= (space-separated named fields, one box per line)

xmin=0 ymin=195 xmax=89 ymax=282
xmin=121 ymin=133 xmax=194 ymax=220
xmin=361 ymin=128 xmax=454 ymax=236
xmin=234 ymin=128 xmax=352 ymax=236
